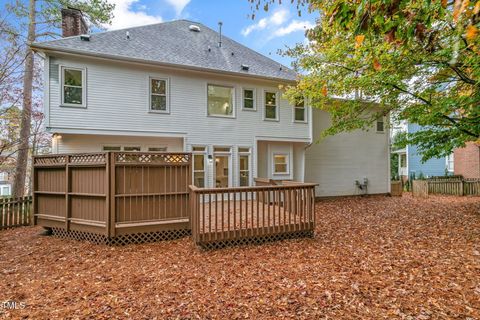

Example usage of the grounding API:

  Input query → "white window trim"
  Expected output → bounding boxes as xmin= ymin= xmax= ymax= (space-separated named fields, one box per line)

xmin=241 ymin=88 xmax=257 ymax=111
xmin=376 ymin=117 xmax=386 ymax=133
xmin=263 ymin=90 xmax=279 ymax=121
xmin=102 ymin=145 xmax=122 ymax=151
xmin=293 ymin=99 xmax=307 ymax=123
xmin=192 ymin=146 xmax=207 ymax=187
xmin=238 ymin=147 xmax=252 ymax=187
xmin=446 ymin=154 xmax=454 ymax=172
xmin=123 ymin=145 xmax=142 ymax=152
xmin=206 ymin=84 xmax=236 ymax=118
xmin=147 ymin=146 xmax=168 ymax=152
xmin=1 ymin=185 xmax=11 ymax=196
xmin=148 ymin=77 xmax=170 ymax=114
xmin=272 ymin=153 xmax=289 ymax=175
xmin=60 ymin=65 xmax=87 ymax=108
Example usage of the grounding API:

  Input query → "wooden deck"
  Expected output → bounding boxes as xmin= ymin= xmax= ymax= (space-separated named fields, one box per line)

xmin=190 ymin=183 xmax=317 ymax=248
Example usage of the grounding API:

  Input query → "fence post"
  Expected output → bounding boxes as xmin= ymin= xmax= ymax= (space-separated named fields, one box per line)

xmin=109 ymin=152 xmax=116 ymax=238
xmin=65 ymin=155 xmax=71 ymax=231
xmin=461 ymin=180 xmax=465 ymax=196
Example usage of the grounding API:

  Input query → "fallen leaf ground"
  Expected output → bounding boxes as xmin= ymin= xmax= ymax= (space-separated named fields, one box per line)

xmin=1 ymin=194 xmax=479 ymax=319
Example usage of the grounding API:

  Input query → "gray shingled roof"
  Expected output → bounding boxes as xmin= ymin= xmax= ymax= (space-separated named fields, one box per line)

xmin=32 ymin=20 xmax=297 ymax=82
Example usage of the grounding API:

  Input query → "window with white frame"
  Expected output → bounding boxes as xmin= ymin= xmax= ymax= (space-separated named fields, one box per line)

xmin=148 ymin=147 xmax=168 ymax=152
xmin=446 ymin=153 xmax=454 ymax=172
xmin=150 ymin=78 xmax=168 ymax=112
xmin=61 ymin=66 xmax=85 ymax=107
xmin=192 ymin=146 xmax=206 ymax=188
xmin=400 ymin=153 xmax=407 ymax=168
xmin=242 ymin=88 xmax=256 ymax=110
xmin=124 ymin=146 xmax=141 ymax=151
xmin=294 ymin=98 xmax=306 ymax=122
xmin=273 ymin=154 xmax=289 ymax=174
xmin=238 ymin=147 xmax=251 ymax=186
xmin=102 ymin=146 xmax=121 ymax=151
xmin=0 ymin=172 xmax=8 ymax=181
xmin=1 ymin=185 xmax=11 ymax=196
xmin=207 ymin=84 xmax=234 ymax=117
xmin=264 ymin=91 xmax=278 ymax=120
xmin=103 ymin=145 xmax=140 ymax=151
xmin=376 ymin=117 xmax=385 ymax=133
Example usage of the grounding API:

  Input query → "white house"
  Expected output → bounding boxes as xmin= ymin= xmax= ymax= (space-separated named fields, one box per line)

xmin=32 ymin=9 xmax=390 ymax=197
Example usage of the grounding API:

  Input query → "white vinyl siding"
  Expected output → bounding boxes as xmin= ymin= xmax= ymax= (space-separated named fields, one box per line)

xmin=48 ymin=57 xmax=309 ymax=143
xmin=305 ymin=109 xmax=389 ymax=197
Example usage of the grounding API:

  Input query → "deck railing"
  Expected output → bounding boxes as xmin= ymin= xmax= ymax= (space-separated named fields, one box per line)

xmin=189 ymin=181 xmax=317 ymax=248
xmin=0 ymin=196 xmax=32 ymax=229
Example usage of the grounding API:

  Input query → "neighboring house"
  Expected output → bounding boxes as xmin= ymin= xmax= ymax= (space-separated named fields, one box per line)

xmin=394 ymin=123 xmax=454 ymax=179
xmin=454 ymin=142 xmax=480 ymax=179
xmin=31 ymin=8 xmax=390 ymax=197
xmin=0 ymin=171 xmax=12 ymax=197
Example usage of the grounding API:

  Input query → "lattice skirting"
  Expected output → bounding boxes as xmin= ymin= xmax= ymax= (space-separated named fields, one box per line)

xmin=49 ymin=227 xmax=191 ymax=245
xmin=196 ymin=230 xmax=315 ymax=250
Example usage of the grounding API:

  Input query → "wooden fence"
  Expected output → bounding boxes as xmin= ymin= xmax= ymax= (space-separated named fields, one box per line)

xmin=189 ymin=180 xmax=317 ymax=249
xmin=0 ymin=196 xmax=32 ymax=229
xmin=412 ymin=179 xmax=480 ymax=197
xmin=33 ymin=152 xmax=191 ymax=244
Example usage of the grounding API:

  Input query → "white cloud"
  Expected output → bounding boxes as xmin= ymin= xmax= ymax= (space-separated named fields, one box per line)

xmin=272 ymin=20 xmax=314 ymax=37
xmin=165 ymin=0 xmax=191 ymax=16
xmin=107 ymin=0 xmax=163 ymax=30
xmin=241 ymin=8 xmax=289 ymax=36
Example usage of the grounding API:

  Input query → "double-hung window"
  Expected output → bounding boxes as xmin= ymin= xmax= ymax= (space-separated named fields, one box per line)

xmin=446 ymin=154 xmax=454 ymax=172
xmin=61 ymin=66 xmax=86 ymax=107
xmin=264 ymin=91 xmax=278 ymax=120
xmin=103 ymin=146 xmax=140 ymax=151
xmin=294 ymin=99 xmax=306 ymax=122
xmin=273 ymin=154 xmax=289 ymax=174
xmin=150 ymin=78 xmax=168 ymax=112
xmin=207 ymin=84 xmax=234 ymax=117
xmin=242 ymin=88 xmax=256 ymax=110
xmin=376 ymin=117 xmax=385 ymax=133
xmin=238 ymin=147 xmax=251 ymax=186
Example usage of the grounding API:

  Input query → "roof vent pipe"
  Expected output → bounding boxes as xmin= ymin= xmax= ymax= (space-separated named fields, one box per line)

xmin=218 ymin=21 xmax=223 ymax=47
xmin=189 ymin=25 xmax=201 ymax=32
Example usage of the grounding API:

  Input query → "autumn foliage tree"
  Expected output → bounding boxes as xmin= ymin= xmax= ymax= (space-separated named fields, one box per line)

xmin=251 ymin=0 xmax=480 ymax=161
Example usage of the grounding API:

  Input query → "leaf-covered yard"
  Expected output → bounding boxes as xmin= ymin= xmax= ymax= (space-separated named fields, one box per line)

xmin=1 ymin=194 xmax=479 ymax=319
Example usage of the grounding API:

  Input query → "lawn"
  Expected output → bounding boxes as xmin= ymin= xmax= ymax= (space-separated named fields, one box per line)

xmin=1 ymin=194 xmax=479 ymax=319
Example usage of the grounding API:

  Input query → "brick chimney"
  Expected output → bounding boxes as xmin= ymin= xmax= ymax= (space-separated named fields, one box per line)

xmin=61 ymin=8 xmax=88 ymax=37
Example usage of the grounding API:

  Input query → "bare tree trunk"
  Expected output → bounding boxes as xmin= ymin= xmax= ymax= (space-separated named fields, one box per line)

xmin=12 ymin=0 xmax=35 ymax=197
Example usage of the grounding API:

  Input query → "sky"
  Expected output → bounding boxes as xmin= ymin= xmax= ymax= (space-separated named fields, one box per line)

xmin=100 ymin=0 xmax=318 ymax=67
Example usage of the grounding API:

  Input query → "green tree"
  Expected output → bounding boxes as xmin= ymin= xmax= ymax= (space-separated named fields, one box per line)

xmin=6 ymin=0 xmax=114 ymax=196
xmin=250 ymin=0 xmax=480 ymax=161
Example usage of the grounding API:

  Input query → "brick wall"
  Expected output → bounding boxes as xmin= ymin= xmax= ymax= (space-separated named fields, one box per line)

xmin=454 ymin=142 xmax=480 ymax=179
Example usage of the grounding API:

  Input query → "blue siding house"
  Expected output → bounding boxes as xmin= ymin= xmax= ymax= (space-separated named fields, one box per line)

xmin=395 ymin=123 xmax=453 ymax=179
